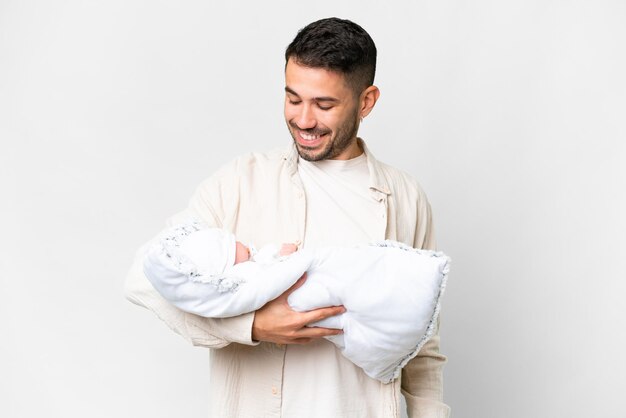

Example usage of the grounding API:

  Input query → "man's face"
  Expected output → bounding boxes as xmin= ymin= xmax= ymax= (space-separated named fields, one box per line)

xmin=284 ymin=58 xmax=361 ymax=161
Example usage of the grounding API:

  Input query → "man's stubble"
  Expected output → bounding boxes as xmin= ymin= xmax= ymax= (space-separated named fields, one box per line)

xmin=288 ymin=105 xmax=361 ymax=162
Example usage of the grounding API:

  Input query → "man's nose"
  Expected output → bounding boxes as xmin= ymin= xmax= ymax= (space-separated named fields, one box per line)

xmin=296 ymin=105 xmax=316 ymax=129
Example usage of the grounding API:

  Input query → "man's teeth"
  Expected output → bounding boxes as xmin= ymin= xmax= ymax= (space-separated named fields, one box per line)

xmin=301 ymin=132 xmax=324 ymax=140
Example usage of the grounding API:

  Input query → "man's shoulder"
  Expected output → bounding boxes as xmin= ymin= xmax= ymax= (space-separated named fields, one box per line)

xmin=373 ymin=158 xmax=428 ymax=200
xmin=210 ymin=145 xmax=292 ymax=179
xmin=190 ymin=145 xmax=293 ymax=218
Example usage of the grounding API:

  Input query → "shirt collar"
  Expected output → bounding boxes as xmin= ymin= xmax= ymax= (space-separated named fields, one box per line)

xmin=282 ymin=138 xmax=391 ymax=196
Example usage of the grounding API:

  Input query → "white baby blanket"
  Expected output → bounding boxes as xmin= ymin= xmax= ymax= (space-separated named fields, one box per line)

xmin=143 ymin=221 xmax=450 ymax=383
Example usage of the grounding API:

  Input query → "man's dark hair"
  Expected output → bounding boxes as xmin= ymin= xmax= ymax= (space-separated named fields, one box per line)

xmin=285 ymin=17 xmax=377 ymax=95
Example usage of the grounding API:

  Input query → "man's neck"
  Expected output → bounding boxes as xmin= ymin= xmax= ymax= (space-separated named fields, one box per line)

xmin=329 ymin=137 xmax=363 ymax=161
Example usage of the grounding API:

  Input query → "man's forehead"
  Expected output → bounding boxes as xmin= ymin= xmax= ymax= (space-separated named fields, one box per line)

xmin=285 ymin=59 xmax=351 ymax=98
xmin=284 ymin=86 xmax=340 ymax=103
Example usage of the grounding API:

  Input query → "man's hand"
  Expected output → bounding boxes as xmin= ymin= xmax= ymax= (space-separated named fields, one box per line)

xmin=252 ymin=274 xmax=345 ymax=345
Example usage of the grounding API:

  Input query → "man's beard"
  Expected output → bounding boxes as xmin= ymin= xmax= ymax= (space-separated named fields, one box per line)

xmin=288 ymin=109 xmax=360 ymax=162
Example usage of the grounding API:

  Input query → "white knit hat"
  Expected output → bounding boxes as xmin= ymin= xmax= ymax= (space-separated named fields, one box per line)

xmin=178 ymin=228 xmax=237 ymax=276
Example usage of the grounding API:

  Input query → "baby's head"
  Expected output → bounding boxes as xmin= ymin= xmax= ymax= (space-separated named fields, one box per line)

xmin=198 ymin=229 xmax=250 ymax=276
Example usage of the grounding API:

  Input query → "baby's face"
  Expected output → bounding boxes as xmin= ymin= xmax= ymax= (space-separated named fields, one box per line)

xmin=234 ymin=241 xmax=250 ymax=265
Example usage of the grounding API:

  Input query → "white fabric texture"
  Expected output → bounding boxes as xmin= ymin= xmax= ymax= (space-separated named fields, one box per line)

xmin=298 ymin=153 xmax=384 ymax=247
xmin=143 ymin=221 xmax=450 ymax=383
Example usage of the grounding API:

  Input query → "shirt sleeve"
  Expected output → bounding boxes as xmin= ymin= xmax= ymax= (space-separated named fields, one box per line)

xmin=124 ymin=171 xmax=259 ymax=349
xmin=401 ymin=199 xmax=451 ymax=418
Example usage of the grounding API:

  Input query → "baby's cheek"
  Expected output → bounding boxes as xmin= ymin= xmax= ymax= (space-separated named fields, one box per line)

xmin=279 ymin=243 xmax=298 ymax=256
xmin=235 ymin=241 xmax=251 ymax=264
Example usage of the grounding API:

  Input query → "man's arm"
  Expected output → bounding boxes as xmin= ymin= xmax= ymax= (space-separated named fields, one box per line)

xmin=401 ymin=199 xmax=451 ymax=418
xmin=401 ymin=322 xmax=450 ymax=417
xmin=126 ymin=222 xmax=344 ymax=347
xmin=125 ymin=164 xmax=268 ymax=348
xmin=124 ymin=208 xmax=258 ymax=348
xmin=125 ymin=171 xmax=344 ymax=348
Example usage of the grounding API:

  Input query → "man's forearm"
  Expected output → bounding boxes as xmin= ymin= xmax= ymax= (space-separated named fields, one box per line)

xmin=125 ymin=243 xmax=258 ymax=348
xmin=400 ymin=325 xmax=450 ymax=418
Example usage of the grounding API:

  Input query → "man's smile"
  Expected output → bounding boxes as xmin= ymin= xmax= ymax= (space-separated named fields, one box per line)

xmin=295 ymin=130 xmax=327 ymax=149
xmin=300 ymin=132 xmax=324 ymax=141
xmin=289 ymin=122 xmax=332 ymax=148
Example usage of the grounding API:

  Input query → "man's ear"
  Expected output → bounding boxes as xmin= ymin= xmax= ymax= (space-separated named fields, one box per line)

xmin=359 ymin=85 xmax=381 ymax=119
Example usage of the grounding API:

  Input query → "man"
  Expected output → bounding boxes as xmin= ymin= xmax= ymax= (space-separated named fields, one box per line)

xmin=125 ymin=17 xmax=450 ymax=417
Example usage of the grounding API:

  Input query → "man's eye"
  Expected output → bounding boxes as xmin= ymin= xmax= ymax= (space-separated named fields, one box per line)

xmin=318 ymin=105 xmax=333 ymax=111
xmin=288 ymin=100 xmax=301 ymax=105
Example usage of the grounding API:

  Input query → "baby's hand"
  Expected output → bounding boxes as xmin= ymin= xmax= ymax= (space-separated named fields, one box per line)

xmin=279 ymin=243 xmax=298 ymax=256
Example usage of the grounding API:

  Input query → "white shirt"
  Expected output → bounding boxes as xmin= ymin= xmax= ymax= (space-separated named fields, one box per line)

xmin=282 ymin=153 xmax=386 ymax=416
xmin=125 ymin=140 xmax=449 ymax=418
xmin=297 ymin=153 xmax=384 ymax=248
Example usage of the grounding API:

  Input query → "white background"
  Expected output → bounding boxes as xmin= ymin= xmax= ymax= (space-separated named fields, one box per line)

xmin=1 ymin=1 xmax=625 ymax=417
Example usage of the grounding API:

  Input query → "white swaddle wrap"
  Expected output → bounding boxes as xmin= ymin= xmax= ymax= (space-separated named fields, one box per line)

xmin=143 ymin=221 xmax=450 ymax=383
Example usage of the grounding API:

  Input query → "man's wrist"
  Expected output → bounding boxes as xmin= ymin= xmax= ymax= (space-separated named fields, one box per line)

xmin=251 ymin=311 xmax=259 ymax=342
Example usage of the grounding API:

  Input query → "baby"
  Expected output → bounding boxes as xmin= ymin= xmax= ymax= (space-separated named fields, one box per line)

xmin=143 ymin=220 xmax=449 ymax=383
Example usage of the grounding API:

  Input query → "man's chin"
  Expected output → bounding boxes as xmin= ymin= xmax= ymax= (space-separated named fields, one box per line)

xmin=290 ymin=137 xmax=311 ymax=158
xmin=296 ymin=145 xmax=323 ymax=161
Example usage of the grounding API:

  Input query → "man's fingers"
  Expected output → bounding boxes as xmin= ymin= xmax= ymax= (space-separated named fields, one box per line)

xmin=296 ymin=326 xmax=343 ymax=339
xmin=277 ymin=326 xmax=341 ymax=345
xmin=301 ymin=305 xmax=346 ymax=325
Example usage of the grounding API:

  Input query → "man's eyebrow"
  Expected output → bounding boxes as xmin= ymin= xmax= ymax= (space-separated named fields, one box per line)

xmin=284 ymin=86 xmax=340 ymax=103
xmin=315 ymin=96 xmax=340 ymax=103
xmin=285 ymin=86 xmax=300 ymax=97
